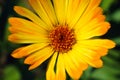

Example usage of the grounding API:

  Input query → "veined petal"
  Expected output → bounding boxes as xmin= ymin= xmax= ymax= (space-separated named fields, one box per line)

xmin=74 ymin=7 xmax=103 ymax=30
xmin=9 ymin=26 xmax=47 ymax=36
xmin=39 ymin=0 xmax=58 ymax=25
xmin=29 ymin=0 xmax=54 ymax=29
xmin=27 ymin=46 xmax=54 ymax=70
xmin=72 ymin=39 xmax=115 ymax=68
xmin=8 ymin=18 xmax=49 ymax=43
xmin=63 ymin=52 xmax=84 ymax=79
xmin=77 ymin=46 xmax=100 ymax=58
xmin=75 ymin=14 xmax=106 ymax=33
xmin=14 ymin=6 xmax=49 ymax=30
xmin=83 ymin=0 xmax=101 ymax=15
xmin=76 ymin=22 xmax=110 ymax=40
xmin=82 ymin=0 xmax=102 ymax=20
xmin=9 ymin=18 xmax=47 ymax=34
xmin=56 ymin=53 xmax=66 ymax=80
xmin=46 ymin=52 xmax=58 ymax=80
xmin=68 ymin=50 xmax=88 ymax=70
xmin=72 ymin=44 xmax=103 ymax=68
xmin=11 ymin=43 xmax=48 ymax=58
xmin=66 ymin=0 xmax=90 ymax=28
xmin=24 ymin=46 xmax=53 ymax=65
xmin=78 ymin=45 xmax=108 ymax=56
xmin=53 ymin=0 xmax=68 ymax=25
xmin=74 ymin=0 xmax=103 ymax=30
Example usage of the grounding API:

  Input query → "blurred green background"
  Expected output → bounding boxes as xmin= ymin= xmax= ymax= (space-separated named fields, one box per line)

xmin=0 ymin=0 xmax=120 ymax=80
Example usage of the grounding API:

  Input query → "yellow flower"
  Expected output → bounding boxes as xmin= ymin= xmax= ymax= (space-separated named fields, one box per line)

xmin=8 ymin=0 xmax=115 ymax=80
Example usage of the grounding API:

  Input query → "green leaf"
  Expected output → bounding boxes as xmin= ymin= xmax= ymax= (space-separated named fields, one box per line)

xmin=101 ymin=0 xmax=116 ymax=11
xmin=113 ymin=37 xmax=120 ymax=45
xmin=101 ymin=0 xmax=115 ymax=11
xmin=109 ymin=49 xmax=120 ymax=59
xmin=111 ymin=9 xmax=120 ymax=23
xmin=91 ymin=62 xmax=120 ymax=80
xmin=4 ymin=65 xmax=21 ymax=80
xmin=103 ymin=56 xmax=119 ymax=67
xmin=91 ymin=66 xmax=118 ymax=80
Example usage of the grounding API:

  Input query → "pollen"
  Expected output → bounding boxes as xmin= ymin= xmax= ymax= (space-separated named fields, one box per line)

xmin=49 ymin=25 xmax=76 ymax=53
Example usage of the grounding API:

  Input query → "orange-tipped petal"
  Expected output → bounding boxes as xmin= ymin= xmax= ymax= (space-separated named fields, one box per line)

xmin=28 ymin=47 xmax=54 ymax=70
xmin=14 ymin=6 xmax=49 ymax=30
xmin=11 ymin=43 xmax=48 ymax=58
xmin=24 ymin=46 xmax=53 ymax=65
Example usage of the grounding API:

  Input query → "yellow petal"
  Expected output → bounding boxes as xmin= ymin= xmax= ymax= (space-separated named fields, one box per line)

xmin=78 ymin=39 xmax=116 ymax=49
xmin=29 ymin=0 xmax=53 ymax=29
xmin=69 ymin=48 xmax=89 ymax=67
xmin=9 ymin=18 xmax=47 ymax=34
xmin=11 ymin=43 xmax=48 ymax=58
xmin=24 ymin=46 xmax=53 ymax=65
xmin=83 ymin=0 xmax=102 ymax=19
xmin=90 ymin=59 xmax=103 ymax=68
xmin=72 ymin=38 xmax=116 ymax=67
xmin=72 ymin=43 xmax=108 ymax=68
xmin=74 ymin=46 xmax=100 ymax=60
xmin=74 ymin=0 xmax=102 ymax=29
xmin=8 ymin=33 xmax=49 ymax=43
xmin=66 ymin=0 xmax=90 ymax=28
xmin=39 ymin=0 xmax=58 ymax=25
xmin=14 ymin=6 xmax=49 ymax=30
xmin=63 ymin=52 xmax=83 ymax=79
xmin=68 ymin=50 xmax=88 ymax=70
xmin=8 ymin=18 xmax=49 ymax=43
xmin=83 ymin=0 xmax=101 ymax=16
xmin=78 ymin=45 xmax=108 ymax=56
xmin=75 ymin=14 xmax=106 ymax=32
xmin=53 ymin=0 xmax=68 ymax=24
xmin=28 ymin=46 xmax=54 ymax=70
xmin=56 ymin=53 xmax=66 ymax=80
xmin=46 ymin=52 xmax=58 ymax=80
xmin=76 ymin=22 xmax=110 ymax=40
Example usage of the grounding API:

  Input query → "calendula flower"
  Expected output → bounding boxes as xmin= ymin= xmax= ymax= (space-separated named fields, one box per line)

xmin=8 ymin=0 xmax=115 ymax=80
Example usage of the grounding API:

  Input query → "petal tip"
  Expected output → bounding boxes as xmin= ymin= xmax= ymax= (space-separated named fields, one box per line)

xmin=28 ymin=66 xmax=34 ymax=70
xmin=14 ymin=6 xmax=21 ymax=11
xmin=11 ymin=53 xmax=17 ymax=58
xmin=11 ymin=53 xmax=20 ymax=58
xmin=24 ymin=59 xmax=31 ymax=64
xmin=107 ymin=40 xmax=116 ymax=49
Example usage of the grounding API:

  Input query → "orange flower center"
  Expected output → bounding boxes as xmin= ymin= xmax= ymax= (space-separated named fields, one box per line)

xmin=49 ymin=25 xmax=76 ymax=53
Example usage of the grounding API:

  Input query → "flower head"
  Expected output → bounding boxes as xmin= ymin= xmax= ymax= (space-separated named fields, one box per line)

xmin=8 ymin=0 xmax=115 ymax=80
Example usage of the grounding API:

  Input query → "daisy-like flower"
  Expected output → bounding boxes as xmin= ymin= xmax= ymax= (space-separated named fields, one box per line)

xmin=8 ymin=0 xmax=115 ymax=80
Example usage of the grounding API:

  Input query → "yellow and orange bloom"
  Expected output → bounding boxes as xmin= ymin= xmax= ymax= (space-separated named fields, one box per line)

xmin=8 ymin=0 xmax=115 ymax=80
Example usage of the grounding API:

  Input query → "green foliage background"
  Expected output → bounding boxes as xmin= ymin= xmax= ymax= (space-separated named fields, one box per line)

xmin=0 ymin=0 xmax=120 ymax=80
